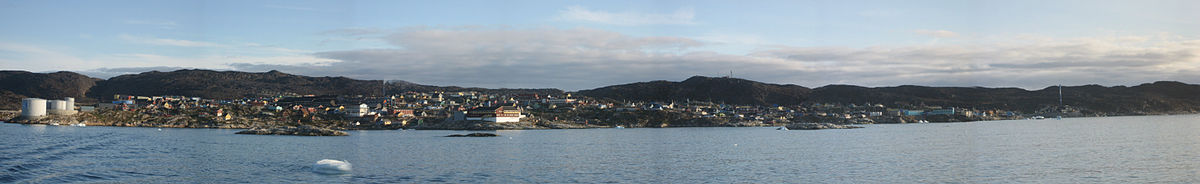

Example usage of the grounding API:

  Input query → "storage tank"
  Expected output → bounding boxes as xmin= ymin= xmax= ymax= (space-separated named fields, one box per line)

xmin=64 ymin=97 xmax=75 ymax=111
xmin=21 ymin=98 xmax=47 ymax=117
xmin=49 ymin=100 xmax=67 ymax=111
xmin=49 ymin=100 xmax=75 ymax=115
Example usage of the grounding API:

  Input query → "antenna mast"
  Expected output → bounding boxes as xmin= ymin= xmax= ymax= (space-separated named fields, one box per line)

xmin=1058 ymin=84 xmax=1063 ymax=119
xmin=1058 ymin=85 xmax=1063 ymax=107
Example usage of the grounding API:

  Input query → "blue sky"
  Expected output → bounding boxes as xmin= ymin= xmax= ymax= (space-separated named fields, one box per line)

xmin=2 ymin=0 xmax=1199 ymax=90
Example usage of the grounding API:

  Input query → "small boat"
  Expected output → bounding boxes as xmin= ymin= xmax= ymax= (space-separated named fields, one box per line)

xmin=71 ymin=123 xmax=86 ymax=127
xmin=917 ymin=120 xmax=929 ymax=123
xmin=1032 ymin=116 xmax=1045 ymax=120
xmin=614 ymin=125 xmax=625 ymax=129
xmin=50 ymin=123 xmax=60 ymax=126
xmin=777 ymin=126 xmax=788 ymax=131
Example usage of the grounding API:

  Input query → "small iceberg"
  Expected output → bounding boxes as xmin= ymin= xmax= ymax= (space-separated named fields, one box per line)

xmin=312 ymin=159 xmax=352 ymax=174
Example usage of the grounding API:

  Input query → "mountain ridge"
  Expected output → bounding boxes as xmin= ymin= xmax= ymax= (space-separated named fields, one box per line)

xmin=3 ymin=70 xmax=1199 ymax=116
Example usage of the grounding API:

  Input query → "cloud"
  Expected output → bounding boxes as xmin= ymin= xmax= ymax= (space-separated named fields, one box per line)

xmin=0 ymin=43 xmax=93 ymax=71
xmin=750 ymin=35 xmax=1200 ymax=88
xmin=234 ymin=27 xmax=745 ymax=90
xmin=914 ymin=29 xmax=959 ymax=38
xmin=119 ymin=34 xmax=225 ymax=47
xmin=242 ymin=27 xmax=1200 ymax=91
xmin=556 ymin=6 xmax=696 ymax=26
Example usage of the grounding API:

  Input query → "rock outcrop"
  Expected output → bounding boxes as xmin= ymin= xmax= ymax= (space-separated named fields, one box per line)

xmin=785 ymin=123 xmax=863 ymax=130
xmin=235 ymin=126 xmax=349 ymax=136
xmin=445 ymin=133 xmax=499 ymax=137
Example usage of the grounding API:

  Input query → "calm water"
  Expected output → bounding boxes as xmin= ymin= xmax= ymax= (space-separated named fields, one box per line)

xmin=4 ymin=114 xmax=1200 ymax=183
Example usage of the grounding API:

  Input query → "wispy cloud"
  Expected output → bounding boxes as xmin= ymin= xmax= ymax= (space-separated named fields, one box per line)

xmin=751 ymin=34 xmax=1200 ymax=88
xmin=914 ymin=29 xmax=959 ymax=38
xmin=236 ymin=27 xmax=1200 ymax=90
xmin=0 ymin=42 xmax=93 ymax=71
xmin=119 ymin=34 xmax=224 ymax=47
xmin=556 ymin=6 xmax=696 ymax=26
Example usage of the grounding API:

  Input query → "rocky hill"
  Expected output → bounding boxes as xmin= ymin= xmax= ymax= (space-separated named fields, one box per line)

xmin=0 ymin=71 xmax=100 ymax=109
xmin=578 ymin=76 xmax=1200 ymax=115
xmin=0 ymin=69 xmax=560 ymax=110
xmin=87 ymin=70 xmax=389 ymax=99
xmin=5 ymin=69 xmax=1200 ymax=116
xmin=87 ymin=69 xmax=563 ymax=100
xmin=576 ymin=76 xmax=811 ymax=105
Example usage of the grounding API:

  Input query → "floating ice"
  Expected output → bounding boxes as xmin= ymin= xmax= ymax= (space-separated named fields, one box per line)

xmin=312 ymin=159 xmax=352 ymax=174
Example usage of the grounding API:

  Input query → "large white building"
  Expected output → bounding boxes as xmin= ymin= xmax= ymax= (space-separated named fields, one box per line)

xmin=20 ymin=98 xmax=47 ymax=118
xmin=465 ymin=106 xmax=524 ymax=123
xmin=20 ymin=97 xmax=76 ymax=118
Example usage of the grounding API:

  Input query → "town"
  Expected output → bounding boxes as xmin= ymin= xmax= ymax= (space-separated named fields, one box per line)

xmin=5 ymin=88 xmax=1048 ymax=134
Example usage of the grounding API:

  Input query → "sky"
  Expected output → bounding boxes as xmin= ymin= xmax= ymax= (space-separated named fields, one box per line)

xmin=2 ymin=0 xmax=1199 ymax=91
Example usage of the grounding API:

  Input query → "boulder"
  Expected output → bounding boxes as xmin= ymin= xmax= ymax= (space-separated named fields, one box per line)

xmin=445 ymin=133 xmax=499 ymax=137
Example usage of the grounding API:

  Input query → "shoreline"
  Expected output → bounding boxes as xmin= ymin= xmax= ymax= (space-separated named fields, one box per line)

xmin=5 ymin=111 xmax=1199 ymax=132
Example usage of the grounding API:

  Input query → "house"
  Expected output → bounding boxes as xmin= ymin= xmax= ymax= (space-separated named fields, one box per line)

xmin=345 ymin=104 xmax=369 ymax=117
xmin=465 ymin=106 xmax=524 ymax=123
xmin=393 ymin=109 xmax=415 ymax=117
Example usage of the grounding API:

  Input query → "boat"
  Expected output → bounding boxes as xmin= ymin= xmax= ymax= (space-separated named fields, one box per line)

xmin=49 ymin=123 xmax=60 ymax=126
xmin=614 ymin=125 xmax=624 ymax=129
xmin=71 ymin=123 xmax=86 ymax=127
xmin=777 ymin=126 xmax=788 ymax=130
xmin=917 ymin=120 xmax=929 ymax=123
xmin=1032 ymin=116 xmax=1045 ymax=120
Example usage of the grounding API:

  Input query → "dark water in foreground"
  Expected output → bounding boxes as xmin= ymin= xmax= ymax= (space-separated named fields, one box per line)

xmin=3 ymin=114 xmax=1200 ymax=183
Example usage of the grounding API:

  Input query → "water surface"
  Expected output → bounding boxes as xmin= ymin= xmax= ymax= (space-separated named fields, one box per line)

xmin=3 ymin=114 xmax=1200 ymax=183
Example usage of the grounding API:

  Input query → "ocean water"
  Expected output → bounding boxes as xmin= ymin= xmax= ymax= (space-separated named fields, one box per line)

xmin=3 ymin=114 xmax=1200 ymax=183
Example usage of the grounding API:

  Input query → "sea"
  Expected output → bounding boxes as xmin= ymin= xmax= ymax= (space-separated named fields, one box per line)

xmin=3 ymin=114 xmax=1200 ymax=183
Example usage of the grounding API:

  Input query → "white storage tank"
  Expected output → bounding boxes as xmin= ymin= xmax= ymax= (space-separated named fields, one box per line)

xmin=49 ymin=100 xmax=67 ymax=110
xmin=49 ymin=100 xmax=75 ymax=115
xmin=64 ymin=97 xmax=75 ymax=111
xmin=21 ymin=98 xmax=47 ymax=118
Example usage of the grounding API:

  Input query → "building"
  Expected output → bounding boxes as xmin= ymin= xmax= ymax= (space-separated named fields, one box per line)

xmin=20 ymin=98 xmax=47 ymax=118
xmin=345 ymin=104 xmax=370 ymax=117
xmin=925 ymin=108 xmax=956 ymax=115
xmin=393 ymin=109 xmax=415 ymax=117
xmin=20 ymin=97 xmax=78 ymax=117
xmin=465 ymin=106 xmax=524 ymax=123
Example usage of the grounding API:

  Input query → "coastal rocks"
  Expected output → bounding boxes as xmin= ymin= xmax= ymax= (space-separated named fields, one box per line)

xmin=6 ymin=114 xmax=80 ymax=125
xmin=445 ymin=133 xmax=499 ymax=137
xmin=785 ymin=123 xmax=863 ymax=130
xmin=411 ymin=120 xmax=538 ymax=130
xmin=235 ymin=125 xmax=349 ymax=136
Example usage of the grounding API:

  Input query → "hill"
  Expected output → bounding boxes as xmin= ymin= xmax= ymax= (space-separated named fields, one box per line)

xmin=4 ymin=69 xmax=1200 ymax=116
xmin=576 ymin=76 xmax=811 ymax=105
xmin=0 ymin=71 xmax=100 ymax=109
xmin=87 ymin=69 xmax=563 ymax=100
xmin=579 ymin=76 xmax=1200 ymax=115
xmin=0 ymin=69 xmax=562 ymax=110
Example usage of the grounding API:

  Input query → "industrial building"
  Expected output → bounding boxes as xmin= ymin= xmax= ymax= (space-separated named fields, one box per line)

xmin=20 ymin=97 xmax=77 ymax=118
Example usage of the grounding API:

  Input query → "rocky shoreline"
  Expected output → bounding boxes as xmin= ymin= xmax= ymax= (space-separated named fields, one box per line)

xmin=785 ymin=123 xmax=863 ymax=130
xmin=410 ymin=118 xmax=609 ymax=130
xmin=235 ymin=126 xmax=349 ymax=136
